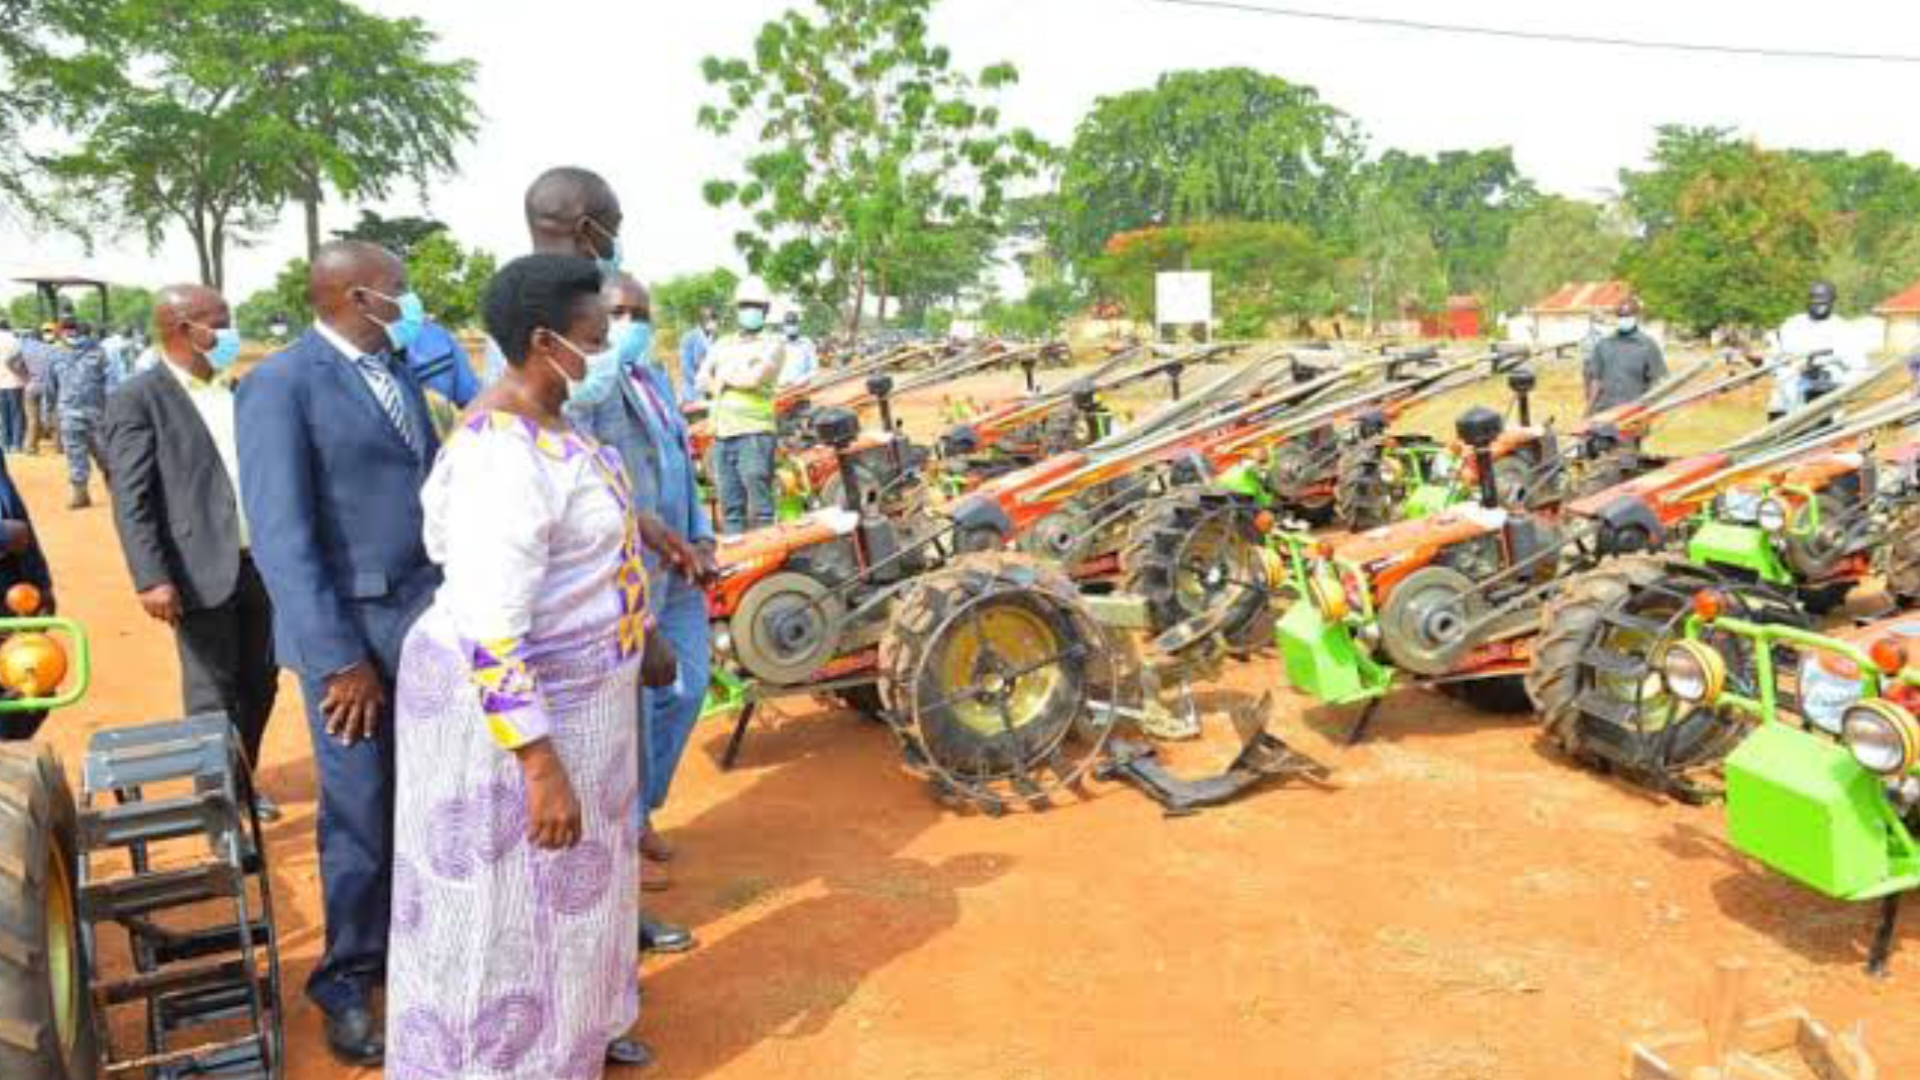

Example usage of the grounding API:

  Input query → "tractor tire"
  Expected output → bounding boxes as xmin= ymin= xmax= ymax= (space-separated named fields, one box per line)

xmin=1527 ymin=556 xmax=1803 ymax=777
xmin=1268 ymin=440 xmax=1336 ymax=525
xmin=1334 ymin=437 xmax=1393 ymax=531
xmin=879 ymin=554 xmax=1112 ymax=810
xmin=1118 ymin=492 xmax=1271 ymax=644
xmin=1436 ymin=677 xmax=1534 ymax=714
xmin=1878 ymin=504 xmax=1920 ymax=605
xmin=0 ymin=743 xmax=96 ymax=1080
xmin=834 ymin=684 xmax=887 ymax=721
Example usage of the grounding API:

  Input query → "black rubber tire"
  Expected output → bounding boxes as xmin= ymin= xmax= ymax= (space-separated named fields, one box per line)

xmin=1879 ymin=503 xmax=1920 ymax=605
xmin=1334 ymin=437 xmax=1393 ymax=531
xmin=1436 ymin=677 xmax=1533 ymax=714
xmin=0 ymin=743 xmax=96 ymax=1080
xmin=879 ymin=554 xmax=1091 ymax=782
xmin=1118 ymin=491 xmax=1271 ymax=644
xmin=1528 ymin=557 xmax=1663 ymax=760
xmin=834 ymin=684 xmax=887 ymax=721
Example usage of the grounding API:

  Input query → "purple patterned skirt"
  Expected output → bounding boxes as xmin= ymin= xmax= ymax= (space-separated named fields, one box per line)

xmin=385 ymin=606 xmax=643 ymax=1080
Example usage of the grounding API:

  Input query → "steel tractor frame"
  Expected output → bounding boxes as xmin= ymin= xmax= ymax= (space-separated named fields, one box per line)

xmin=1661 ymin=601 xmax=1920 ymax=975
xmin=0 ymin=587 xmax=286 ymax=1080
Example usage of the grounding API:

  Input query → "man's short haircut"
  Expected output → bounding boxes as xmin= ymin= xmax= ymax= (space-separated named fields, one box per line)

xmin=483 ymin=254 xmax=605 ymax=365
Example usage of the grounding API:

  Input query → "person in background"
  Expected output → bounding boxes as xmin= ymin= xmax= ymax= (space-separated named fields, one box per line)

xmin=22 ymin=324 xmax=60 ymax=456
xmin=238 ymin=240 xmax=440 ymax=1067
xmin=699 ymin=278 xmax=785 ymax=533
xmin=1582 ymin=297 xmax=1666 ymax=415
xmin=386 ymin=254 xmax=663 ymax=1075
xmin=679 ymin=306 xmax=715 ymax=400
xmin=49 ymin=319 xmax=116 ymax=508
xmin=777 ymin=309 xmax=818 ymax=388
xmin=101 ymin=324 xmax=131 ymax=380
xmin=103 ymin=284 xmax=279 ymax=819
xmin=567 ymin=271 xmax=712 ymax=951
xmin=1767 ymin=280 xmax=1876 ymax=421
xmin=0 ymin=319 xmax=25 ymax=453
xmin=404 ymin=317 xmax=481 ymax=439
xmin=481 ymin=166 xmax=627 ymax=385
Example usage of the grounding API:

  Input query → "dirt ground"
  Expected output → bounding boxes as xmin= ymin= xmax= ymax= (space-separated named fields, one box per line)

xmin=20 ymin=346 xmax=1920 ymax=1080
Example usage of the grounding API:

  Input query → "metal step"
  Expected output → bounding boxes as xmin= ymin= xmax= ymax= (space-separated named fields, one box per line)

xmin=80 ymin=792 xmax=236 ymax=851
xmin=137 ymin=918 xmax=272 ymax=966
xmin=1575 ymin=689 xmax=1643 ymax=731
xmin=83 ymin=715 xmax=236 ymax=794
xmin=1580 ymin=648 xmax=1648 ymax=679
xmin=80 ymin=863 xmax=239 ymax=921
xmin=95 ymin=957 xmax=248 ymax=1007
xmin=1598 ymin=609 xmax=1670 ymax=636
xmin=156 ymin=974 xmax=274 ymax=1031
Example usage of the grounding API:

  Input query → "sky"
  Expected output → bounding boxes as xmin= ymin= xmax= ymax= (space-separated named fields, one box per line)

xmin=5 ymin=0 xmax=1920 ymax=306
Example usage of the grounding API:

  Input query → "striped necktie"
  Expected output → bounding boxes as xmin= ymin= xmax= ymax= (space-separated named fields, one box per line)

xmin=354 ymin=353 xmax=424 ymax=459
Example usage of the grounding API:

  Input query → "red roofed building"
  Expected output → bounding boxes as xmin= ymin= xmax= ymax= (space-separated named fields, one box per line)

xmin=1412 ymin=295 xmax=1483 ymax=340
xmin=1875 ymin=277 xmax=1920 ymax=355
xmin=1523 ymin=280 xmax=1637 ymax=346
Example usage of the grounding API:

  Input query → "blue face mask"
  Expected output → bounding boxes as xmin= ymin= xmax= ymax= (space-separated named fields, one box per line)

xmin=738 ymin=307 xmax=766 ymax=333
xmin=364 ymin=289 xmax=427 ymax=352
xmin=565 ymin=328 xmax=623 ymax=407
xmin=203 ymin=326 xmax=241 ymax=370
xmin=586 ymin=218 xmax=623 ymax=282
xmin=616 ymin=318 xmax=654 ymax=368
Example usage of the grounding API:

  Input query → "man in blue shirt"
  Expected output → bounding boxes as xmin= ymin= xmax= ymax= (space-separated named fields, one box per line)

xmin=49 ymin=321 xmax=117 ymax=507
xmin=678 ymin=307 xmax=714 ymax=401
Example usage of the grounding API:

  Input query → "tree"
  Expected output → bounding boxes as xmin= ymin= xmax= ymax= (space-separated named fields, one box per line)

xmin=652 ymin=268 xmax=740 ymax=346
xmin=35 ymin=0 xmax=475 ymax=288
xmin=234 ymin=257 xmax=311 ymax=340
xmin=1492 ymin=196 xmax=1630 ymax=314
xmin=699 ymin=0 xmax=1048 ymax=334
xmin=332 ymin=210 xmax=448 ymax=262
xmin=1619 ymin=125 xmax=1741 ymax=236
xmin=1056 ymin=68 xmax=1364 ymax=267
xmin=1369 ymin=148 xmax=1537 ymax=294
xmin=1825 ymin=218 xmax=1920 ymax=314
xmin=1793 ymin=150 xmax=1920 ymax=312
xmin=408 ymin=232 xmax=495 ymax=331
xmin=1623 ymin=145 xmax=1828 ymax=335
xmin=107 ymin=285 xmax=156 ymax=334
xmin=1092 ymin=222 xmax=1335 ymax=338
xmin=1344 ymin=184 xmax=1445 ymax=333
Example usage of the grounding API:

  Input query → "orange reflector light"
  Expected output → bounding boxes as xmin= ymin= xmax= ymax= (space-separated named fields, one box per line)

xmin=4 ymin=583 xmax=41 ymax=617
xmin=1252 ymin=510 xmax=1276 ymax=535
xmin=1691 ymin=590 xmax=1723 ymax=623
xmin=1870 ymin=636 xmax=1908 ymax=676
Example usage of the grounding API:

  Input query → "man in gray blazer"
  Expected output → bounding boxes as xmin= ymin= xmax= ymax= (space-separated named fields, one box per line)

xmin=103 ymin=284 xmax=278 ymax=815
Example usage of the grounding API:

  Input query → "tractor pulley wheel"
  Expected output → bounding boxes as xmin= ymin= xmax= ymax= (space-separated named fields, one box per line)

xmin=879 ymin=554 xmax=1120 ymax=813
xmin=0 ymin=743 xmax=98 ymax=1080
xmin=1018 ymin=509 xmax=1094 ymax=565
xmin=1377 ymin=565 xmax=1484 ymax=677
xmin=1783 ymin=490 xmax=1858 ymax=583
xmin=1119 ymin=491 xmax=1271 ymax=644
xmin=730 ymin=571 xmax=846 ymax=686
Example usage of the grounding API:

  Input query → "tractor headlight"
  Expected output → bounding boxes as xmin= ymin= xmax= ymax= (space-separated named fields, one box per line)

xmin=1796 ymin=654 xmax=1864 ymax=735
xmin=1720 ymin=488 xmax=1761 ymax=524
xmin=1841 ymin=700 xmax=1919 ymax=775
xmin=1658 ymin=640 xmax=1725 ymax=704
xmin=1756 ymin=498 xmax=1789 ymax=534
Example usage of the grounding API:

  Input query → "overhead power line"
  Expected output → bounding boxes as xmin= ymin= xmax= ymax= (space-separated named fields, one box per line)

xmin=1129 ymin=0 xmax=1920 ymax=65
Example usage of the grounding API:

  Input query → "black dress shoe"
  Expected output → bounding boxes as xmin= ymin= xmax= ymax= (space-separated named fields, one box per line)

xmin=606 ymin=1036 xmax=654 ymax=1067
xmin=639 ymin=916 xmax=695 ymax=954
xmin=323 ymin=1003 xmax=384 ymax=1066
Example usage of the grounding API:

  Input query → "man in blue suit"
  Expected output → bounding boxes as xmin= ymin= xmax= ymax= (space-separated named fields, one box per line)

xmin=237 ymin=240 xmax=439 ymax=1067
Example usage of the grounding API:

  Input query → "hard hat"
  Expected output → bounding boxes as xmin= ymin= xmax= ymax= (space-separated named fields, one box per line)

xmin=735 ymin=276 xmax=771 ymax=308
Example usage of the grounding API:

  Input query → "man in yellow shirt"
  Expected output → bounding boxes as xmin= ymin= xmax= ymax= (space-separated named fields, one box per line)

xmin=698 ymin=277 xmax=786 ymax=533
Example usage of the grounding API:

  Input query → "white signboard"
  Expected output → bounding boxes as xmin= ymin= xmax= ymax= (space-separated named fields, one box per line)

xmin=1155 ymin=271 xmax=1213 ymax=329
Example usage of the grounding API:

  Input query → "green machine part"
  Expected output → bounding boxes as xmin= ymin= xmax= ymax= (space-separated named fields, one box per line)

xmin=1276 ymin=601 xmax=1392 ymax=706
xmin=1214 ymin=462 xmax=1273 ymax=507
xmin=1686 ymin=521 xmax=1791 ymax=585
xmin=699 ymin=665 xmax=749 ymax=721
xmin=1724 ymin=723 xmax=1920 ymax=901
xmin=1398 ymin=482 xmax=1455 ymax=522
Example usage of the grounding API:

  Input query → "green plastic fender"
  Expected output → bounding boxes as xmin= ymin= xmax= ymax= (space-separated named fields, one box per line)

xmin=700 ymin=664 xmax=750 ymax=721
xmin=1276 ymin=602 xmax=1392 ymax=706
xmin=1724 ymin=723 xmax=1920 ymax=900
xmin=1686 ymin=521 xmax=1791 ymax=584
xmin=1215 ymin=462 xmax=1272 ymax=506
xmin=1399 ymin=483 xmax=1455 ymax=522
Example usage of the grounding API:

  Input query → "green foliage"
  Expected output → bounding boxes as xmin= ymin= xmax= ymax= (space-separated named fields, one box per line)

xmin=5 ymin=293 xmax=43 ymax=329
xmin=652 ymin=268 xmax=740 ymax=346
xmin=1091 ymin=222 xmax=1335 ymax=337
xmin=699 ymin=0 xmax=1048 ymax=333
xmin=2 ymin=283 xmax=148 ymax=332
xmin=1343 ymin=182 xmax=1445 ymax=329
xmin=1826 ymin=220 xmax=1920 ymax=317
xmin=1368 ymin=148 xmax=1536 ymax=294
xmin=233 ymin=258 xmax=311 ymax=341
xmin=1793 ymin=150 xmax=1920 ymax=312
xmin=1619 ymin=125 xmax=1741 ymax=236
xmin=1492 ymin=196 xmax=1630 ymax=314
xmin=332 ymin=210 xmax=448 ymax=262
xmin=106 ymin=285 xmax=155 ymax=334
xmin=408 ymin=232 xmax=494 ymax=331
xmin=1056 ymin=68 xmax=1363 ymax=267
xmin=29 ymin=0 xmax=475 ymax=287
xmin=1623 ymin=146 xmax=1828 ymax=335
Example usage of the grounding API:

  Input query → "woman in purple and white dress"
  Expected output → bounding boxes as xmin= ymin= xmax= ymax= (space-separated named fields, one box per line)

xmin=385 ymin=255 xmax=672 ymax=1078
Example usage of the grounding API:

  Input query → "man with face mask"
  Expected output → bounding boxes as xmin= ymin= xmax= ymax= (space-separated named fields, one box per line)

xmin=1581 ymin=297 xmax=1666 ymax=415
xmin=1768 ymin=281 xmax=1876 ymax=420
xmin=680 ymin=306 xmax=716 ymax=401
xmin=48 ymin=318 xmax=117 ymax=507
xmin=565 ymin=271 xmax=709 ymax=954
xmin=700 ymin=278 xmax=787 ymax=533
xmin=482 ymin=166 xmax=627 ymax=384
xmin=103 ymin=284 xmax=279 ymax=819
xmin=777 ymin=309 xmax=819 ymax=388
xmin=236 ymin=240 xmax=441 ymax=1067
